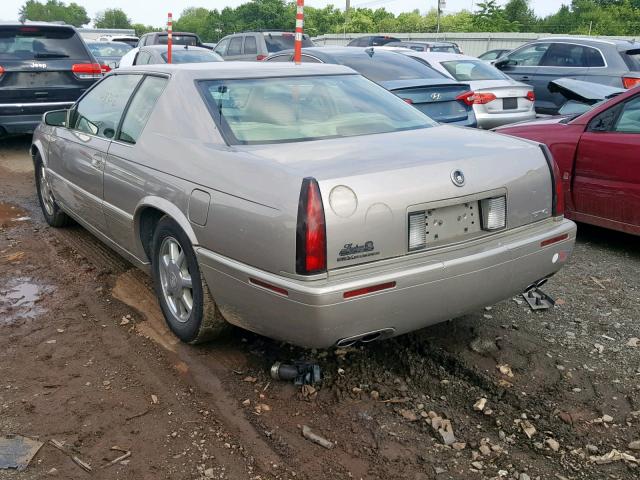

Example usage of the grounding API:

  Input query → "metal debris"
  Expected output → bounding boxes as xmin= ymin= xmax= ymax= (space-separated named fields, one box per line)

xmin=0 ymin=434 xmax=44 ymax=471
xmin=301 ymin=425 xmax=333 ymax=449
xmin=522 ymin=288 xmax=555 ymax=310
xmin=270 ymin=361 xmax=321 ymax=386
xmin=49 ymin=439 xmax=92 ymax=472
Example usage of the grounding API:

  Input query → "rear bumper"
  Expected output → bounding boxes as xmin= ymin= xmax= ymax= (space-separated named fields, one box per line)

xmin=197 ymin=218 xmax=576 ymax=348
xmin=475 ymin=109 xmax=536 ymax=129
xmin=0 ymin=102 xmax=73 ymax=134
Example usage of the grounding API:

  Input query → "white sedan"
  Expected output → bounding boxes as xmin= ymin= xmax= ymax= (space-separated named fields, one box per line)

xmin=400 ymin=52 xmax=536 ymax=129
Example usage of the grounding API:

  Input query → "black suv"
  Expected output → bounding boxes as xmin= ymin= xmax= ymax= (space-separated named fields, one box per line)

xmin=0 ymin=22 xmax=101 ymax=136
xmin=137 ymin=32 xmax=206 ymax=48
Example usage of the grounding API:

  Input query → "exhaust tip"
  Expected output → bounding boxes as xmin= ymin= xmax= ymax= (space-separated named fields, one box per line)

xmin=335 ymin=328 xmax=395 ymax=348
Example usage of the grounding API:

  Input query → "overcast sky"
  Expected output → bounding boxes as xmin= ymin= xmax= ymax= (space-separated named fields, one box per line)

xmin=2 ymin=0 xmax=568 ymax=27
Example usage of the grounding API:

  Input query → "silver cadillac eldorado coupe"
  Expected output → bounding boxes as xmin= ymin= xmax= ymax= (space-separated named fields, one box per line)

xmin=31 ymin=62 xmax=576 ymax=348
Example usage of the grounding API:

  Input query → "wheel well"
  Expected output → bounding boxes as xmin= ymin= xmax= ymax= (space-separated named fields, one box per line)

xmin=138 ymin=207 xmax=166 ymax=260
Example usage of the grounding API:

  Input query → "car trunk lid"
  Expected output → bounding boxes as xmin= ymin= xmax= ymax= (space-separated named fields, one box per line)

xmin=470 ymin=81 xmax=534 ymax=114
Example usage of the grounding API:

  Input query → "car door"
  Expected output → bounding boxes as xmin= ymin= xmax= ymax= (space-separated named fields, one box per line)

xmin=103 ymin=75 xmax=169 ymax=255
xmin=534 ymin=43 xmax=595 ymax=114
xmin=572 ymin=94 xmax=640 ymax=230
xmin=49 ymin=74 xmax=143 ymax=232
xmin=496 ymin=42 xmax=549 ymax=100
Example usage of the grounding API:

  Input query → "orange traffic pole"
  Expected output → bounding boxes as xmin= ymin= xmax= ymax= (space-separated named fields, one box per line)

xmin=293 ymin=0 xmax=304 ymax=64
xmin=167 ymin=12 xmax=173 ymax=64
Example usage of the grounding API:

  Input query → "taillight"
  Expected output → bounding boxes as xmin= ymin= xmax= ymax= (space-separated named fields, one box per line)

xmin=100 ymin=64 xmax=111 ymax=73
xmin=526 ymin=90 xmax=535 ymax=102
xmin=539 ymin=144 xmax=564 ymax=218
xmin=296 ymin=178 xmax=327 ymax=275
xmin=72 ymin=63 xmax=102 ymax=79
xmin=622 ymin=76 xmax=640 ymax=89
xmin=473 ymin=92 xmax=497 ymax=104
xmin=256 ymin=54 xmax=267 ymax=61
xmin=455 ymin=91 xmax=475 ymax=106
xmin=0 ymin=65 xmax=4 ymax=77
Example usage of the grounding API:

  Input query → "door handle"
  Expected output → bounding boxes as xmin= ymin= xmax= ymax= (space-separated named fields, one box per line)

xmin=91 ymin=153 xmax=105 ymax=169
xmin=520 ymin=76 xmax=530 ymax=80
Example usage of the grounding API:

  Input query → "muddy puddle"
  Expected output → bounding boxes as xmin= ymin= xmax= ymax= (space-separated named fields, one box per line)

xmin=0 ymin=202 xmax=30 ymax=227
xmin=0 ymin=277 xmax=52 ymax=324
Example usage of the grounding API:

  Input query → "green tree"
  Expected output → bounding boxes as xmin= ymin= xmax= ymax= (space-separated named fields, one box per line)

xmin=131 ymin=23 xmax=158 ymax=37
xmin=503 ymin=0 xmax=537 ymax=30
xmin=94 ymin=8 xmax=132 ymax=29
xmin=19 ymin=0 xmax=89 ymax=27
xmin=472 ymin=0 xmax=518 ymax=31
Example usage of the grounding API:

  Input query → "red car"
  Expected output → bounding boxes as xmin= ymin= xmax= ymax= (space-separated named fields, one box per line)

xmin=496 ymin=85 xmax=640 ymax=236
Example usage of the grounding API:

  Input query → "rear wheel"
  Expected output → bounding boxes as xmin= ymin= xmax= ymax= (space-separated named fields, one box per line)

xmin=34 ymin=153 xmax=70 ymax=227
xmin=151 ymin=216 xmax=227 ymax=344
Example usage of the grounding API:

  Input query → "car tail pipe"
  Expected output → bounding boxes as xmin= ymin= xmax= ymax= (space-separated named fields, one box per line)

xmin=335 ymin=327 xmax=396 ymax=348
xmin=523 ymin=276 xmax=551 ymax=293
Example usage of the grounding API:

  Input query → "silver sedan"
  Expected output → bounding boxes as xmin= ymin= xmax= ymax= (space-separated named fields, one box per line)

xmin=31 ymin=62 xmax=575 ymax=348
xmin=402 ymin=52 xmax=537 ymax=129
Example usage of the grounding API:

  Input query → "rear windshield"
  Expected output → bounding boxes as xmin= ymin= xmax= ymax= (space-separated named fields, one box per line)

xmin=88 ymin=42 xmax=132 ymax=58
xmin=623 ymin=49 xmax=640 ymax=71
xmin=441 ymin=60 xmax=507 ymax=81
xmin=431 ymin=46 xmax=458 ymax=53
xmin=200 ymin=75 xmax=435 ymax=145
xmin=113 ymin=38 xmax=138 ymax=47
xmin=161 ymin=49 xmax=222 ymax=63
xmin=264 ymin=33 xmax=314 ymax=53
xmin=0 ymin=25 xmax=89 ymax=61
xmin=157 ymin=35 xmax=198 ymax=46
xmin=340 ymin=52 xmax=446 ymax=82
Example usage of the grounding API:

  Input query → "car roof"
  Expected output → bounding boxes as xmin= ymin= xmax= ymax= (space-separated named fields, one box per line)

xmin=534 ymin=36 xmax=640 ymax=49
xmin=118 ymin=61 xmax=356 ymax=79
xmin=394 ymin=40 xmax=456 ymax=46
xmin=404 ymin=52 xmax=478 ymax=62
xmin=0 ymin=21 xmax=75 ymax=28
xmin=273 ymin=46 xmax=411 ymax=61
xmin=141 ymin=45 xmax=211 ymax=52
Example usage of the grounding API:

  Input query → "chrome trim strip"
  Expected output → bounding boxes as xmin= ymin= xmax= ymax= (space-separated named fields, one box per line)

xmin=0 ymin=101 xmax=74 ymax=108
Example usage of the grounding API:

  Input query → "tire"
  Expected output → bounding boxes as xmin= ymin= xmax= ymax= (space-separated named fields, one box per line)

xmin=34 ymin=152 xmax=71 ymax=228
xmin=151 ymin=216 xmax=227 ymax=344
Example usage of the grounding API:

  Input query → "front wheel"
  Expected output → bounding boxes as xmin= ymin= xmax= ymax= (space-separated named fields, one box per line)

xmin=151 ymin=216 xmax=227 ymax=344
xmin=34 ymin=153 xmax=70 ymax=227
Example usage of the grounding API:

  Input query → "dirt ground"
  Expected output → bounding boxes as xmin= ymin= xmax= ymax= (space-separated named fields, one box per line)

xmin=1 ymin=135 xmax=639 ymax=480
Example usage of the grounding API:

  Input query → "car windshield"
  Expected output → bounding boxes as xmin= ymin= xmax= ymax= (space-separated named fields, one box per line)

xmin=200 ymin=74 xmax=435 ymax=145
xmin=0 ymin=25 xmax=89 ymax=60
xmin=88 ymin=42 xmax=132 ymax=57
xmin=339 ymin=51 xmax=446 ymax=82
xmin=264 ymin=33 xmax=314 ymax=53
xmin=161 ymin=49 xmax=222 ymax=63
xmin=157 ymin=35 xmax=198 ymax=46
xmin=440 ymin=60 xmax=507 ymax=81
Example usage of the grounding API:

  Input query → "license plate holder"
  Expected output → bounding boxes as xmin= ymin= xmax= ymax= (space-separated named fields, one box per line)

xmin=503 ymin=97 xmax=518 ymax=110
xmin=425 ymin=202 xmax=481 ymax=244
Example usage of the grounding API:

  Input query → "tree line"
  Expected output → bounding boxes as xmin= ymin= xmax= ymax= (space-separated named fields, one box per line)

xmin=18 ymin=0 xmax=640 ymax=40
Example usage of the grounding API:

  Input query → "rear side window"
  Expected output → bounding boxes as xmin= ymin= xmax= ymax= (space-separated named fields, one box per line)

xmin=0 ymin=25 xmax=90 ymax=61
xmin=72 ymin=74 xmax=142 ymax=138
xmin=541 ymin=43 xmax=604 ymax=67
xmin=622 ymin=49 xmax=640 ymax=71
xmin=118 ymin=76 xmax=167 ymax=143
xmin=244 ymin=36 xmax=257 ymax=55
xmin=264 ymin=33 xmax=313 ymax=53
xmin=227 ymin=37 xmax=242 ymax=55
xmin=214 ymin=38 xmax=229 ymax=56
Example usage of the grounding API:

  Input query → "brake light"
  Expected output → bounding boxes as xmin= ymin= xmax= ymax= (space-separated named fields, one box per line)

xmin=473 ymin=92 xmax=497 ymax=104
xmin=0 ymin=66 xmax=4 ymax=77
xmin=455 ymin=91 xmax=475 ymax=106
xmin=622 ymin=76 xmax=640 ymax=89
xmin=526 ymin=90 xmax=535 ymax=102
xmin=539 ymin=144 xmax=564 ymax=218
xmin=403 ymin=98 xmax=413 ymax=104
xmin=72 ymin=63 xmax=102 ymax=79
xmin=296 ymin=178 xmax=327 ymax=275
xmin=100 ymin=64 xmax=111 ymax=73
xmin=256 ymin=54 xmax=266 ymax=61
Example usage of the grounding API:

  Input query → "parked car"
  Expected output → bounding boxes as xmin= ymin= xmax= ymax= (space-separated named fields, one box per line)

xmin=493 ymin=37 xmax=640 ymax=114
xmin=138 ymin=31 xmax=204 ymax=48
xmin=402 ymin=52 xmax=536 ymax=128
xmin=346 ymin=35 xmax=401 ymax=47
xmin=118 ymin=45 xmax=222 ymax=67
xmin=495 ymin=83 xmax=639 ymax=236
xmin=386 ymin=41 xmax=462 ymax=54
xmin=87 ymin=41 xmax=132 ymax=72
xmin=265 ymin=47 xmax=477 ymax=127
xmin=214 ymin=31 xmax=314 ymax=61
xmin=478 ymin=48 xmax=511 ymax=61
xmin=0 ymin=22 xmax=102 ymax=136
xmin=97 ymin=35 xmax=139 ymax=48
xmin=31 ymin=62 xmax=575 ymax=347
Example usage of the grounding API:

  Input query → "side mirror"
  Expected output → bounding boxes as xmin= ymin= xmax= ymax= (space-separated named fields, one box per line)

xmin=43 ymin=109 xmax=68 ymax=127
xmin=494 ymin=58 xmax=514 ymax=69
